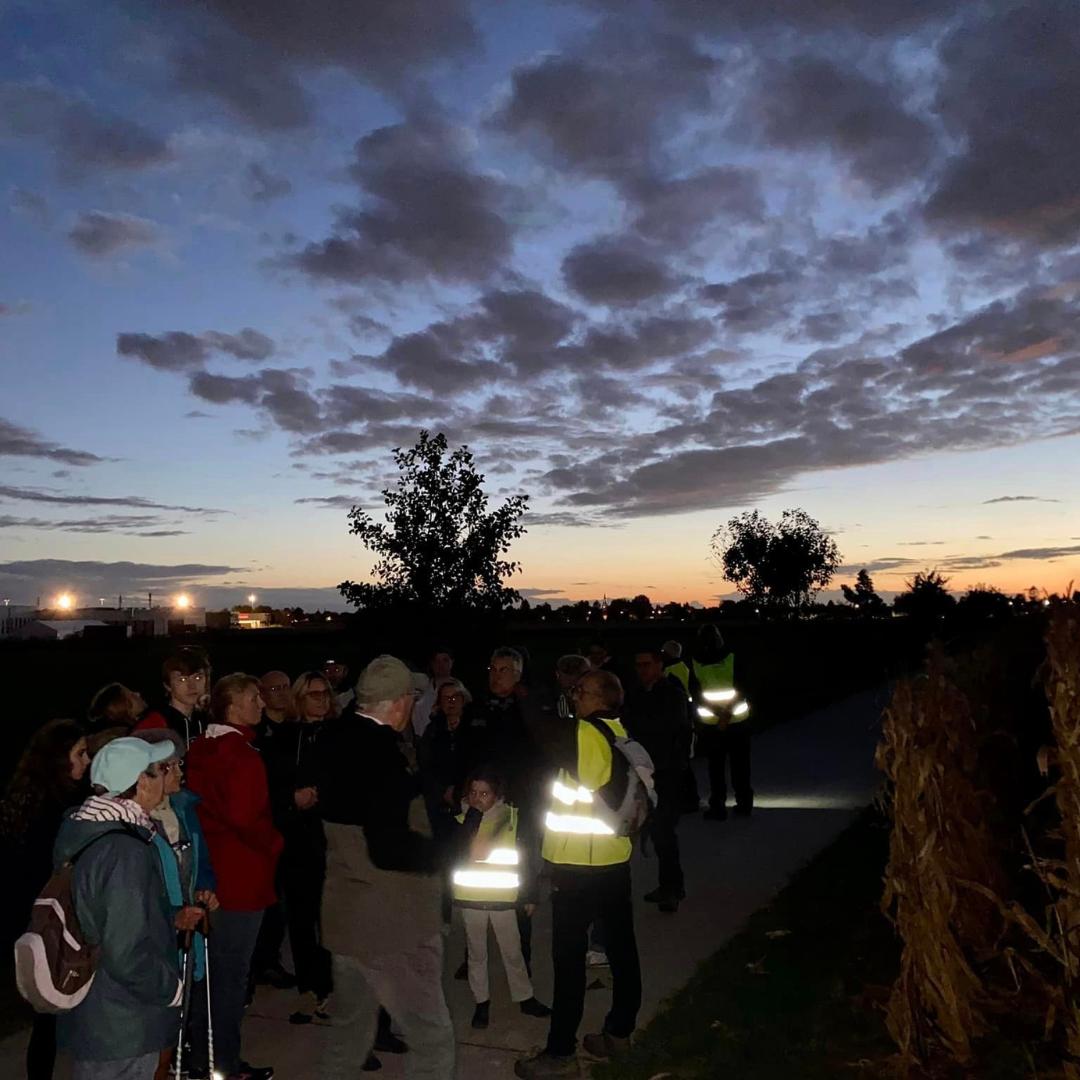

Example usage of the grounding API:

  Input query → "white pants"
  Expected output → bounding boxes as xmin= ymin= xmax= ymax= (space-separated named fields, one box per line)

xmin=462 ymin=907 xmax=533 ymax=1004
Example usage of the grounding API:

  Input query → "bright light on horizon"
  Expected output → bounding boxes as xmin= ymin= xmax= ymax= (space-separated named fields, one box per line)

xmin=247 ymin=593 xmax=257 ymax=605
xmin=175 ymin=594 xmax=191 ymax=609
xmin=56 ymin=593 xmax=73 ymax=611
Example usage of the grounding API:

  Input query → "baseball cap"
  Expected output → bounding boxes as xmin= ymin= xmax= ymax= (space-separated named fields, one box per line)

xmin=90 ymin=737 xmax=174 ymax=795
xmin=355 ymin=655 xmax=414 ymax=706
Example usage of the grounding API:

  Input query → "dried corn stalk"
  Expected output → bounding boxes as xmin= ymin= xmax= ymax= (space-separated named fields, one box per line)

xmin=877 ymin=644 xmax=1003 ymax=1072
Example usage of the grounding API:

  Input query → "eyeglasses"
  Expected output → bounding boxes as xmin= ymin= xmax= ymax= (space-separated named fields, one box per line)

xmin=263 ymin=683 xmax=289 ymax=693
xmin=160 ymin=761 xmax=182 ymax=774
xmin=305 ymin=689 xmax=331 ymax=699
xmin=442 ymin=693 xmax=465 ymax=704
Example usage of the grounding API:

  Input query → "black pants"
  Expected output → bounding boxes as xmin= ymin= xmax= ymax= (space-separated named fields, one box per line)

xmin=281 ymin=851 xmax=332 ymax=998
xmin=650 ymin=769 xmax=684 ymax=897
xmin=26 ymin=1013 xmax=55 ymax=1080
xmin=547 ymin=862 xmax=641 ymax=1057
xmin=252 ymin=897 xmax=287 ymax=976
xmin=706 ymin=724 xmax=753 ymax=812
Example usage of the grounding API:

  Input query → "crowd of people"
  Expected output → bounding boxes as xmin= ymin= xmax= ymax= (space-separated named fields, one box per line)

xmin=0 ymin=624 xmax=752 ymax=1080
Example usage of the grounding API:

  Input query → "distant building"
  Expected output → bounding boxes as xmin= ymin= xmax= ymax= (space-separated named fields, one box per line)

xmin=0 ymin=605 xmax=206 ymax=639
xmin=232 ymin=610 xmax=271 ymax=630
xmin=12 ymin=619 xmax=110 ymax=641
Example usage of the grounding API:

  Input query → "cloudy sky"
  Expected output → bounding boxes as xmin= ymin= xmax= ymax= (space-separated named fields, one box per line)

xmin=1 ymin=0 xmax=1078 ymax=610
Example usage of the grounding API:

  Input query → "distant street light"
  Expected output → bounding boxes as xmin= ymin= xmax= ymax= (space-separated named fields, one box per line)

xmin=247 ymin=593 xmax=257 ymax=605
xmin=56 ymin=593 xmax=74 ymax=611
xmin=175 ymin=594 xmax=191 ymax=610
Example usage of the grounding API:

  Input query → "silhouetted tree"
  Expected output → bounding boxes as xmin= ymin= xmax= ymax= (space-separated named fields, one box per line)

xmin=712 ymin=508 xmax=841 ymax=614
xmin=893 ymin=570 xmax=956 ymax=621
xmin=957 ymin=585 xmax=1013 ymax=620
xmin=338 ymin=430 xmax=528 ymax=612
xmin=629 ymin=594 xmax=653 ymax=620
xmin=842 ymin=568 xmax=888 ymax=616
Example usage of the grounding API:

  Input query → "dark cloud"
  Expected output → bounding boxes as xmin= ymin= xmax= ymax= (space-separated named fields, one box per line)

xmin=563 ymin=236 xmax=680 ymax=306
xmin=189 ymin=368 xmax=321 ymax=432
xmin=0 ymin=418 xmax=105 ymax=466
xmin=117 ymin=328 xmax=275 ymax=371
xmin=0 ymin=80 xmax=171 ymax=177
xmin=926 ymin=1 xmax=1080 ymax=242
xmin=493 ymin=30 xmax=716 ymax=188
xmin=170 ymin=0 xmax=477 ymax=128
xmin=0 ymin=484 xmax=220 ymax=515
xmin=68 ymin=212 xmax=159 ymax=257
xmin=744 ymin=55 xmax=936 ymax=193
xmin=983 ymin=495 xmax=1061 ymax=505
xmin=246 ymin=162 xmax=293 ymax=201
xmin=0 ymin=513 xmax=169 ymax=533
xmin=628 ymin=168 xmax=765 ymax=246
xmin=294 ymin=495 xmax=357 ymax=509
xmin=293 ymin=118 xmax=517 ymax=286
xmin=323 ymin=386 xmax=438 ymax=427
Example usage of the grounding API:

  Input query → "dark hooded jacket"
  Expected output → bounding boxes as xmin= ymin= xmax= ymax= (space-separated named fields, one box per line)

xmin=53 ymin=804 xmax=181 ymax=1061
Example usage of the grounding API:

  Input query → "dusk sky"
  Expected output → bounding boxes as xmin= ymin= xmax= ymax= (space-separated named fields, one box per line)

xmin=1 ymin=0 xmax=1078 ymax=611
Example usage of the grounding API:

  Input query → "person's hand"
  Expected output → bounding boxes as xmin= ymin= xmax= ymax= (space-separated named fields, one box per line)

xmin=523 ymin=903 xmax=536 ymax=917
xmin=1037 ymin=746 xmax=1052 ymax=777
xmin=294 ymin=786 xmax=318 ymax=810
xmin=194 ymin=890 xmax=219 ymax=912
xmin=175 ymin=905 xmax=204 ymax=932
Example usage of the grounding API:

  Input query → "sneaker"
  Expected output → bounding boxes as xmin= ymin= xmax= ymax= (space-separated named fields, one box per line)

xmin=472 ymin=1000 xmax=490 ymax=1029
xmin=582 ymin=1030 xmax=631 ymax=1060
xmin=585 ymin=949 xmax=609 ymax=967
xmin=289 ymin=990 xmax=319 ymax=1024
xmin=514 ymin=1049 xmax=580 ymax=1078
xmin=362 ymin=1053 xmax=382 ymax=1071
xmin=227 ymin=1063 xmax=274 ymax=1080
xmin=519 ymin=996 xmax=552 ymax=1018
xmin=703 ymin=807 xmax=728 ymax=821
xmin=453 ymin=958 xmax=468 ymax=980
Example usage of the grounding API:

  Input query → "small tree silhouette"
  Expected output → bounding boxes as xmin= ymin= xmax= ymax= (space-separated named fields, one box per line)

xmin=711 ymin=507 xmax=840 ymax=614
xmin=894 ymin=570 xmax=956 ymax=621
xmin=338 ymin=430 xmax=528 ymax=613
xmin=842 ymin=568 xmax=888 ymax=616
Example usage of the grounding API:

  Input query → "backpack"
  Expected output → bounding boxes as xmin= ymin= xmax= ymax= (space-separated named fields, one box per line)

xmin=14 ymin=826 xmax=141 ymax=1014
xmin=582 ymin=717 xmax=658 ymax=837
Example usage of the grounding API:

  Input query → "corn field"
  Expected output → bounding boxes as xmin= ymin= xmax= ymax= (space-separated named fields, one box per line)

xmin=878 ymin=604 xmax=1080 ymax=1076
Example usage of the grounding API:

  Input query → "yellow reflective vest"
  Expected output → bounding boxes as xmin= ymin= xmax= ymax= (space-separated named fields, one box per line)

xmin=693 ymin=655 xmax=750 ymax=726
xmin=665 ymin=660 xmax=691 ymax=695
xmin=452 ymin=803 xmax=520 ymax=908
xmin=541 ymin=717 xmax=633 ymax=868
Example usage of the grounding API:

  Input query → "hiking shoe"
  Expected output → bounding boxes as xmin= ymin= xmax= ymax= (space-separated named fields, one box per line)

xmin=472 ymin=1000 xmax=490 ymax=1029
xmin=374 ymin=1028 xmax=407 ymax=1054
xmin=519 ymin=996 xmax=552 ymax=1017
xmin=227 ymin=1063 xmax=274 ymax=1080
xmin=585 ymin=949 xmax=609 ymax=967
xmin=289 ymin=990 xmax=320 ymax=1024
xmin=362 ymin=1053 xmax=382 ymax=1071
xmin=514 ymin=1049 xmax=580 ymax=1078
xmin=582 ymin=1030 xmax=631 ymax=1061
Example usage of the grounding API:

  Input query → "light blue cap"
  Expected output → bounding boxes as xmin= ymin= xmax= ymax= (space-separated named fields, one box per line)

xmin=90 ymin=736 xmax=174 ymax=795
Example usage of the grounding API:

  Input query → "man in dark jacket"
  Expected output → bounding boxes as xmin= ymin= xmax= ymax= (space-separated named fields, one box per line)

xmin=316 ymin=655 xmax=454 ymax=1080
xmin=54 ymin=736 xmax=181 ymax=1080
xmin=624 ymin=648 xmax=693 ymax=912
xmin=134 ymin=647 xmax=211 ymax=746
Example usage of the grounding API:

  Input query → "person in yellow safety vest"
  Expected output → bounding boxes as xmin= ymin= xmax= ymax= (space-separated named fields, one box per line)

xmin=515 ymin=670 xmax=641 ymax=1080
xmin=452 ymin=771 xmax=550 ymax=1031
xmin=690 ymin=624 xmax=753 ymax=821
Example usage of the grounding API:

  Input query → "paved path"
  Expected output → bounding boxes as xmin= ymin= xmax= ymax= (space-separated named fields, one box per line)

xmin=2 ymin=687 xmax=886 ymax=1078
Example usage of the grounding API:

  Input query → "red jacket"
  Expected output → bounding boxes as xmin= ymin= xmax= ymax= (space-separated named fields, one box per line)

xmin=185 ymin=724 xmax=283 ymax=911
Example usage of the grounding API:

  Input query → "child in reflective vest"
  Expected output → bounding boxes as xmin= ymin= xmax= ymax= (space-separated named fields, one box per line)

xmin=452 ymin=771 xmax=550 ymax=1029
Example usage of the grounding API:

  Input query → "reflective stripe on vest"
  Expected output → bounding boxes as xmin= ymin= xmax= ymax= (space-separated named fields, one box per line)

xmin=452 ymin=805 xmax=520 ymax=906
xmin=693 ymin=656 xmax=749 ymax=725
xmin=541 ymin=718 xmax=633 ymax=868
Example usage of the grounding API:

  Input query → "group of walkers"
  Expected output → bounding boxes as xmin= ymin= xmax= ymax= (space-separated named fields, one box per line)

xmin=0 ymin=624 xmax=752 ymax=1080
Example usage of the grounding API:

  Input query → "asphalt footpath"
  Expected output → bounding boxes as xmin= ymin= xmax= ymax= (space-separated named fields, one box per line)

xmin=2 ymin=686 xmax=886 ymax=1078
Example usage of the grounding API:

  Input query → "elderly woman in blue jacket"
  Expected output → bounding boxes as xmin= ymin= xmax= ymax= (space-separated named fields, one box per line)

xmin=133 ymin=729 xmax=218 ymax=1080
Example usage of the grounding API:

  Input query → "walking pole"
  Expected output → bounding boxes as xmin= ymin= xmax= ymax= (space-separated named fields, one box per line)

xmin=174 ymin=929 xmax=195 ymax=1080
xmin=202 ymin=906 xmax=215 ymax=1080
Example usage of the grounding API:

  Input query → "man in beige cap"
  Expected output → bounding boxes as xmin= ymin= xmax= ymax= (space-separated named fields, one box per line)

xmin=315 ymin=655 xmax=454 ymax=1080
